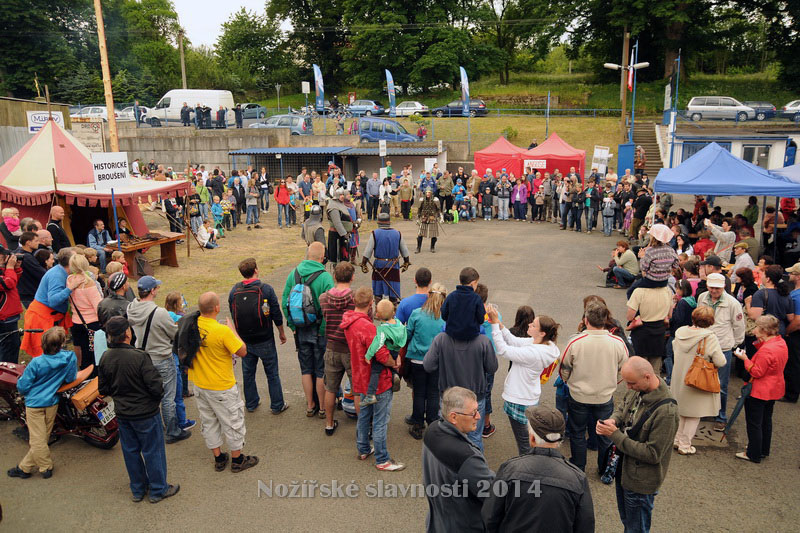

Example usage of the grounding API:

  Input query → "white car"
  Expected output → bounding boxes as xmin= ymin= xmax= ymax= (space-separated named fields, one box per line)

xmin=69 ymin=106 xmax=118 ymax=122
xmin=118 ymin=106 xmax=149 ymax=122
xmin=780 ymin=100 xmax=800 ymax=122
xmin=394 ymin=101 xmax=429 ymax=116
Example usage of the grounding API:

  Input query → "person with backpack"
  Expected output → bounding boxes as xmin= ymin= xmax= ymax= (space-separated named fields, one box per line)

xmin=281 ymin=242 xmax=334 ymax=418
xmin=228 ymin=258 xmax=288 ymax=414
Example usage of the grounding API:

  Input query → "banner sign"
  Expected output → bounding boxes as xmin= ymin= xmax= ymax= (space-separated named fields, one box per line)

xmin=313 ymin=64 xmax=324 ymax=110
xmin=591 ymin=145 xmax=611 ymax=175
xmin=27 ymin=111 xmax=64 ymax=133
xmin=385 ymin=69 xmax=396 ymax=117
xmin=92 ymin=152 xmax=130 ymax=190
xmin=71 ymin=120 xmax=105 ymax=152
xmin=523 ymin=159 xmax=547 ymax=170
xmin=459 ymin=67 xmax=470 ymax=115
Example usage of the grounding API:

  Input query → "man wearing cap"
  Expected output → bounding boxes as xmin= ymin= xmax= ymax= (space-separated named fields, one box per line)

xmin=326 ymin=188 xmax=354 ymax=265
xmin=697 ymin=273 xmax=745 ymax=431
xmin=483 ymin=406 xmax=595 ymax=532
xmin=730 ymin=242 xmax=756 ymax=283
xmin=422 ymin=387 xmax=495 ymax=532
xmin=98 ymin=272 xmax=132 ymax=327
xmin=360 ymin=213 xmax=410 ymax=304
xmin=416 ymin=188 xmax=442 ymax=254
xmin=696 ymin=255 xmax=732 ymax=297
xmin=127 ymin=276 xmax=190 ymax=444
xmin=98 ymin=316 xmax=180 ymax=503
xmin=596 ymin=357 xmax=678 ymax=533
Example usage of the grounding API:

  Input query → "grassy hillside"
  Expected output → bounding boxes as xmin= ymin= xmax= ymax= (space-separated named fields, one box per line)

xmin=255 ymin=72 xmax=798 ymax=117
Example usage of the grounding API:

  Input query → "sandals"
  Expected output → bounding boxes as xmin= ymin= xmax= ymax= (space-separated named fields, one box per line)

xmin=677 ymin=446 xmax=696 ymax=455
xmin=306 ymin=407 xmax=319 ymax=417
xmin=318 ymin=409 xmax=326 ymax=419
xmin=325 ymin=420 xmax=339 ymax=436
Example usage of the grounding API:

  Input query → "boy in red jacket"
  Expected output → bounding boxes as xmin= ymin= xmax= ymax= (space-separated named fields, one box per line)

xmin=341 ymin=287 xmax=405 ymax=471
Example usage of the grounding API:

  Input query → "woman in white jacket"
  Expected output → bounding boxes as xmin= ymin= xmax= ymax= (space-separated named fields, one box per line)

xmin=197 ymin=219 xmax=218 ymax=248
xmin=378 ymin=178 xmax=393 ymax=215
xmin=487 ymin=305 xmax=561 ymax=455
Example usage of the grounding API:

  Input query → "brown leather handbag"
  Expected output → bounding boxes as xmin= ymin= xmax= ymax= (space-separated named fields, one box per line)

xmin=684 ymin=337 xmax=721 ymax=393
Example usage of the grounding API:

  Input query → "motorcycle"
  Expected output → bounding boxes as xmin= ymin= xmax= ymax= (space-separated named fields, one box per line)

xmin=0 ymin=330 xmax=119 ymax=449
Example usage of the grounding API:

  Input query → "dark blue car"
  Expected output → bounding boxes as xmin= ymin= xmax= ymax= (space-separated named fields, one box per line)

xmin=432 ymin=99 xmax=489 ymax=118
xmin=743 ymin=101 xmax=777 ymax=121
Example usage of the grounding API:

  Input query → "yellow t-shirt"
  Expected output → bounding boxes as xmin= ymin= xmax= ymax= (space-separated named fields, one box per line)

xmin=188 ymin=316 xmax=244 ymax=391
xmin=627 ymin=286 xmax=673 ymax=322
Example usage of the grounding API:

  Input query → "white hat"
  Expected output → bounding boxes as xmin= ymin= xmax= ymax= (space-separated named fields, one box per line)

xmin=706 ymin=273 xmax=726 ymax=288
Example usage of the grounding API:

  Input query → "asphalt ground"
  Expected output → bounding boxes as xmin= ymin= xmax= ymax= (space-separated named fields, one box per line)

xmin=1 ymin=196 xmax=799 ymax=532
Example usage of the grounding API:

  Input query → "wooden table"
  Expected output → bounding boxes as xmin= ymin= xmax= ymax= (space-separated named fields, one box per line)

xmin=116 ymin=232 xmax=183 ymax=277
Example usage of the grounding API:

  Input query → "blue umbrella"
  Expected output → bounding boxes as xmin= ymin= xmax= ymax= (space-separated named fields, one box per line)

xmin=722 ymin=383 xmax=752 ymax=441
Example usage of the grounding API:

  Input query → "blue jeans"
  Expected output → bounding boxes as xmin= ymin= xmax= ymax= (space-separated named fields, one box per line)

xmin=498 ymin=198 xmax=510 ymax=220
xmin=466 ymin=396 xmax=487 ymax=451
xmin=485 ymin=373 xmax=495 ymax=415
xmin=663 ymin=339 xmax=674 ymax=386
xmin=513 ymin=201 xmax=525 ymax=220
xmin=585 ymin=206 xmax=595 ymax=230
xmin=570 ymin=206 xmax=583 ymax=231
xmin=613 ymin=267 xmax=637 ymax=286
xmin=241 ymin=339 xmax=285 ymax=412
xmin=716 ymin=350 xmax=733 ymax=422
xmin=296 ymin=327 xmax=326 ymax=378
xmin=259 ymin=189 xmax=269 ymax=211
xmin=118 ymin=414 xmax=168 ymax=498
xmin=151 ymin=357 xmax=180 ymax=439
xmin=567 ymin=397 xmax=613 ymax=472
xmin=190 ymin=216 xmax=202 ymax=234
xmin=357 ymin=389 xmax=393 ymax=464
xmin=246 ymin=205 xmax=259 ymax=224
xmin=615 ymin=471 xmax=656 ymax=533
xmin=199 ymin=202 xmax=209 ymax=221
xmin=173 ymin=355 xmax=187 ymax=425
xmin=603 ymin=215 xmax=614 ymax=235
xmin=560 ymin=202 xmax=569 ymax=225
xmin=277 ymin=204 xmax=289 ymax=227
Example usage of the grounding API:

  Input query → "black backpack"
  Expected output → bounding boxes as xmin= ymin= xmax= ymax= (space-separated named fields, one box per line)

xmin=231 ymin=281 xmax=266 ymax=336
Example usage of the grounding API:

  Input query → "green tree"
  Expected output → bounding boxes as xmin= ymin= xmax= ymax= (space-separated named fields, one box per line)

xmin=741 ymin=0 xmax=800 ymax=83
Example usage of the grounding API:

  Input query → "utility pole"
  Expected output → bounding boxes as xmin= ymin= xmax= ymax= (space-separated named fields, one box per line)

xmin=93 ymin=0 xmax=119 ymax=152
xmin=620 ymin=28 xmax=630 ymax=142
xmin=178 ymin=29 xmax=187 ymax=89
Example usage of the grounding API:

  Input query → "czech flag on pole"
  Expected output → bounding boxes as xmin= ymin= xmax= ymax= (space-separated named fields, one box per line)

xmin=627 ymin=64 xmax=634 ymax=92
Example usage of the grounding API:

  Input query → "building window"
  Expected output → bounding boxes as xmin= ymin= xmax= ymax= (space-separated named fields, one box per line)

xmin=681 ymin=142 xmax=731 ymax=162
xmin=742 ymin=145 xmax=771 ymax=169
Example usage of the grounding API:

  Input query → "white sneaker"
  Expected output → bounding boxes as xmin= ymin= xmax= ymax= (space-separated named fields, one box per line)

xmin=376 ymin=459 xmax=406 ymax=472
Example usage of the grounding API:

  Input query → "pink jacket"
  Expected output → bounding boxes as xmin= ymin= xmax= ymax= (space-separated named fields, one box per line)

xmin=512 ymin=184 xmax=529 ymax=203
xmin=748 ymin=336 xmax=788 ymax=401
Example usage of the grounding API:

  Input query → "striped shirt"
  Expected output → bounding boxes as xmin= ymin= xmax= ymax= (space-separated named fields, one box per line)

xmin=640 ymin=245 xmax=679 ymax=282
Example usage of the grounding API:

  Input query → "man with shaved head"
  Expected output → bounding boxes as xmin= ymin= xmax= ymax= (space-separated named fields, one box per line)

xmin=596 ymin=356 xmax=678 ymax=533
xmin=282 ymin=243 xmax=334 ymax=417
xmin=189 ymin=291 xmax=258 ymax=473
xmin=36 ymin=229 xmax=53 ymax=252
xmin=46 ymin=206 xmax=70 ymax=252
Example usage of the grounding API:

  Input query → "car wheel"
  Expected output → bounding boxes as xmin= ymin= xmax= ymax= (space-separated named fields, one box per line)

xmin=291 ymin=132 xmax=299 ymax=135
xmin=737 ymin=112 xmax=747 ymax=122
xmin=365 ymin=111 xmax=372 ymax=116
xmin=149 ymin=117 xmax=161 ymax=127
xmin=259 ymin=111 xmax=265 ymax=118
xmin=435 ymin=110 xmax=444 ymax=118
xmin=756 ymin=112 xmax=766 ymax=121
xmin=691 ymin=113 xmax=702 ymax=122
xmin=469 ymin=110 xmax=477 ymax=118
xmin=360 ymin=137 xmax=370 ymax=143
xmin=793 ymin=114 xmax=800 ymax=123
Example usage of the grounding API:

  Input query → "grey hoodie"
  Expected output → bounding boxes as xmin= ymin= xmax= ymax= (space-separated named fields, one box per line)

xmin=126 ymin=299 xmax=178 ymax=360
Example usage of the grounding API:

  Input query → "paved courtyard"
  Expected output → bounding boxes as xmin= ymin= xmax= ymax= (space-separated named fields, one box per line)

xmin=1 ymin=200 xmax=799 ymax=531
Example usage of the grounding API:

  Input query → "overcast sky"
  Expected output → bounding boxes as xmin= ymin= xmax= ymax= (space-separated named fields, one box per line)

xmin=173 ymin=0 xmax=269 ymax=48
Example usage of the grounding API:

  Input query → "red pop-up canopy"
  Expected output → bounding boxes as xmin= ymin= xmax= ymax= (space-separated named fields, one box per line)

xmin=523 ymin=133 xmax=586 ymax=179
xmin=0 ymin=119 xmax=188 ymax=247
xmin=474 ymin=136 xmax=529 ymax=177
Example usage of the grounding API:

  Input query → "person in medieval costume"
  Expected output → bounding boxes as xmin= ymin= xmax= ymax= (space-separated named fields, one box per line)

xmin=301 ymin=204 xmax=327 ymax=262
xmin=360 ymin=213 xmax=410 ymax=305
xmin=343 ymin=190 xmax=362 ymax=265
xmin=326 ymin=188 xmax=353 ymax=265
xmin=416 ymin=188 xmax=441 ymax=253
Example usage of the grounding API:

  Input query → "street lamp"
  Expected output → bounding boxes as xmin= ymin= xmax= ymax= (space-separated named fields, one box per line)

xmin=604 ymin=50 xmax=650 ymax=143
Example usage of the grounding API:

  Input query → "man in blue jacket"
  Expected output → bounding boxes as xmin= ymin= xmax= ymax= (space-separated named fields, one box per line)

xmin=8 ymin=327 xmax=77 ymax=479
xmin=87 ymin=219 xmax=111 ymax=272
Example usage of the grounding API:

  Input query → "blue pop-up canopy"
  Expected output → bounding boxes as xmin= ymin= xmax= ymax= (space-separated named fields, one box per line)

xmin=653 ymin=142 xmax=800 ymax=198
xmin=771 ymin=163 xmax=800 ymax=184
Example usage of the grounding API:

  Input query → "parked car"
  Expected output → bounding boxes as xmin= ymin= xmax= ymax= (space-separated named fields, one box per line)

xmin=686 ymin=96 xmax=755 ymax=122
xmin=394 ymin=101 xmax=429 ymax=116
xmin=357 ymin=117 xmax=418 ymax=143
xmin=240 ymin=103 xmax=266 ymax=119
xmin=780 ymin=100 xmax=800 ymax=122
xmin=347 ymin=99 xmax=385 ymax=116
xmin=249 ymin=114 xmax=313 ymax=135
xmin=431 ymin=99 xmax=488 ymax=118
xmin=69 ymin=105 xmax=118 ymax=122
xmin=118 ymin=106 xmax=149 ymax=122
xmin=742 ymin=101 xmax=777 ymax=121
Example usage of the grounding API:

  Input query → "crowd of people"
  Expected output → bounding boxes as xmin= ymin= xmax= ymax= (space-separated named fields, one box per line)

xmin=1 ymin=153 xmax=797 ymax=531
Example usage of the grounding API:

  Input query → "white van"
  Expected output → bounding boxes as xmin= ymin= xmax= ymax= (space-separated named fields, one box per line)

xmin=148 ymin=89 xmax=235 ymax=127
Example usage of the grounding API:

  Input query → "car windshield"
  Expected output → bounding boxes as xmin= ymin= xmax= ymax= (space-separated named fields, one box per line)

xmin=395 ymin=122 xmax=408 ymax=134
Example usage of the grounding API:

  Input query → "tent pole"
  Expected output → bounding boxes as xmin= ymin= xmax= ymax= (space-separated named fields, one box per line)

xmin=773 ymin=197 xmax=780 ymax=259
xmin=111 ymin=188 xmax=122 ymax=252
xmin=760 ymin=196 xmax=767 ymax=249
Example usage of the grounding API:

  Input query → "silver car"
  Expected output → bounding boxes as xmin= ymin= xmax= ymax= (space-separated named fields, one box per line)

xmin=249 ymin=114 xmax=313 ymax=135
xmin=686 ymin=96 xmax=755 ymax=122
